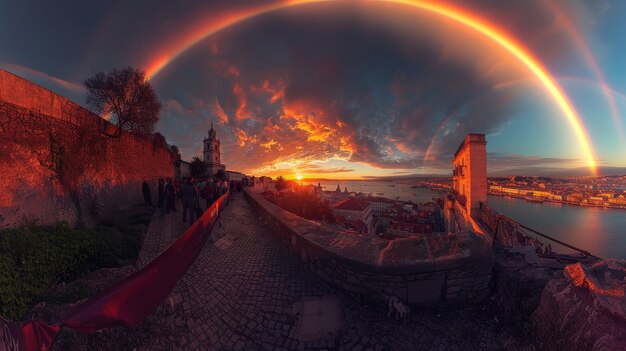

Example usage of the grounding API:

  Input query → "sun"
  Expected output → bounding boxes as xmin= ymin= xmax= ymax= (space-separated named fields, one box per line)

xmin=296 ymin=174 xmax=303 ymax=181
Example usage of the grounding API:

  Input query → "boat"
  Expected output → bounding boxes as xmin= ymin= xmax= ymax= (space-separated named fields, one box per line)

xmin=524 ymin=196 xmax=543 ymax=203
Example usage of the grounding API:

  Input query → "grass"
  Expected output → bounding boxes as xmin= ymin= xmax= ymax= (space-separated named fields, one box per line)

xmin=0 ymin=204 xmax=154 ymax=320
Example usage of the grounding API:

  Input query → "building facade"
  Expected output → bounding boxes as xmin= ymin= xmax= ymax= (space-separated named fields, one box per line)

xmin=361 ymin=196 xmax=395 ymax=216
xmin=453 ymin=133 xmax=487 ymax=218
xmin=203 ymin=123 xmax=226 ymax=177
xmin=331 ymin=197 xmax=374 ymax=235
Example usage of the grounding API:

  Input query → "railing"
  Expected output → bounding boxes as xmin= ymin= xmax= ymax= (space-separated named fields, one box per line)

xmin=479 ymin=202 xmax=601 ymax=260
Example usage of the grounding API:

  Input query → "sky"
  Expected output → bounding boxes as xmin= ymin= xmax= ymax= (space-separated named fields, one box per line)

xmin=1 ymin=0 xmax=625 ymax=179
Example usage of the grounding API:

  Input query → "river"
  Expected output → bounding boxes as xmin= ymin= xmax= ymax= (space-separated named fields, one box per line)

xmin=487 ymin=195 xmax=626 ymax=259
xmin=304 ymin=180 xmax=444 ymax=203
xmin=305 ymin=180 xmax=626 ymax=259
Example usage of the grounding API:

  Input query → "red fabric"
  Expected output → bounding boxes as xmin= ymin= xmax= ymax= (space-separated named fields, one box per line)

xmin=12 ymin=190 xmax=229 ymax=350
xmin=19 ymin=321 xmax=59 ymax=351
xmin=62 ymin=191 xmax=229 ymax=331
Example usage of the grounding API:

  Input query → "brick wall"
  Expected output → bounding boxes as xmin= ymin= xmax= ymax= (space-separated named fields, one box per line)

xmin=0 ymin=69 xmax=173 ymax=228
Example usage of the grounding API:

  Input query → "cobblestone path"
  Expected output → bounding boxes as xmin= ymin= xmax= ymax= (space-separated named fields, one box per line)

xmin=69 ymin=193 xmax=505 ymax=350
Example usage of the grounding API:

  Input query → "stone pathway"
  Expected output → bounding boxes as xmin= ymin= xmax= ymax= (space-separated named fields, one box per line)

xmin=63 ymin=193 xmax=509 ymax=350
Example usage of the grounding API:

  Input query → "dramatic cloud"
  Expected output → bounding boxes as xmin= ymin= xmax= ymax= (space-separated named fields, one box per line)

xmin=154 ymin=2 xmax=544 ymax=175
xmin=3 ymin=0 xmax=612 ymax=177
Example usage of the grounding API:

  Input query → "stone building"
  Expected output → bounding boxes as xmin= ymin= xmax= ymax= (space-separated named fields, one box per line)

xmin=331 ymin=197 xmax=374 ymax=235
xmin=202 ymin=122 xmax=226 ymax=177
xmin=452 ymin=133 xmax=487 ymax=218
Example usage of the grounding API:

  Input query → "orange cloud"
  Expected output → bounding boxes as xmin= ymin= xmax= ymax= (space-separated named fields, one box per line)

xmin=281 ymin=103 xmax=340 ymax=143
xmin=260 ymin=139 xmax=283 ymax=151
xmin=235 ymin=127 xmax=258 ymax=146
xmin=212 ymin=97 xmax=229 ymax=124
xmin=233 ymin=83 xmax=249 ymax=121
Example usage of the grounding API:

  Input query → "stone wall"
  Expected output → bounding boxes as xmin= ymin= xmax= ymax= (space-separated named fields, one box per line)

xmin=245 ymin=189 xmax=494 ymax=306
xmin=479 ymin=203 xmax=557 ymax=253
xmin=0 ymin=69 xmax=173 ymax=228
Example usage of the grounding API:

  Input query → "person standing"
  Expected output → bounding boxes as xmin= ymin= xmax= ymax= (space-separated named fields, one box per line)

xmin=165 ymin=178 xmax=176 ymax=213
xmin=142 ymin=179 xmax=153 ymax=207
xmin=157 ymin=178 xmax=166 ymax=217
xmin=221 ymin=180 xmax=228 ymax=195
xmin=181 ymin=178 xmax=199 ymax=224
xmin=173 ymin=178 xmax=181 ymax=211
xmin=204 ymin=178 xmax=215 ymax=209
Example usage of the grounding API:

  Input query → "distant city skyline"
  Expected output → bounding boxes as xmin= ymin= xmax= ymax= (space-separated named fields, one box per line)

xmin=2 ymin=0 xmax=625 ymax=178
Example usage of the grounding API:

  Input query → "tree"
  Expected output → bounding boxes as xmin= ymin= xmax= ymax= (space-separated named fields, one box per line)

xmin=190 ymin=157 xmax=205 ymax=178
xmin=215 ymin=169 xmax=226 ymax=180
xmin=84 ymin=67 xmax=161 ymax=138
xmin=151 ymin=132 xmax=167 ymax=150
xmin=275 ymin=176 xmax=287 ymax=191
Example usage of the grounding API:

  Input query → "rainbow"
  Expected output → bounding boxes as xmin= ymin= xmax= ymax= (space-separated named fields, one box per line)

xmin=144 ymin=0 xmax=597 ymax=173
xmin=544 ymin=0 xmax=625 ymax=151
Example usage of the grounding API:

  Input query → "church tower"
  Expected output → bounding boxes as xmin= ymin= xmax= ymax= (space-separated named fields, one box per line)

xmin=203 ymin=122 xmax=226 ymax=177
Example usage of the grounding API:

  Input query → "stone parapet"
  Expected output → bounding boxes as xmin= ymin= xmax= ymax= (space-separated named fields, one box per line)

xmin=245 ymin=189 xmax=494 ymax=306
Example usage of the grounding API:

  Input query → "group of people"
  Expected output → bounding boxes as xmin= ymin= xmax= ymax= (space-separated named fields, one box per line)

xmin=156 ymin=177 xmax=232 ymax=224
xmin=142 ymin=177 xmax=248 ymax=225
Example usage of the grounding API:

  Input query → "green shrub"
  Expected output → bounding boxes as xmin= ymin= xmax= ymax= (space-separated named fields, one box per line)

xmin=0 ymin=205 xmax=154 ymax=320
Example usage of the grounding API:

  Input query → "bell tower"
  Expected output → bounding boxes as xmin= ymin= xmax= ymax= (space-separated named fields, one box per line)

xmin=202 ymin=122 xmax=226 ymax=177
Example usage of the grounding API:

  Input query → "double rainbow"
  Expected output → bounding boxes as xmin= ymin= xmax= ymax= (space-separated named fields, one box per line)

xmin=144 ymin=0 xmax=598 ymax=173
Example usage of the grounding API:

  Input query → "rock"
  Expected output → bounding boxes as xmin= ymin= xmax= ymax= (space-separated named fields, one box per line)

xmin=532 ymin=259 xmax=626 ymax=351
xmin=492 ymin=247 xmax=553 ymax=325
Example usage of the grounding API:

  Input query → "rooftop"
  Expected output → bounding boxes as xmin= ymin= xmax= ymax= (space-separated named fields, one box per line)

xmin=332 ymin=197 xmax=371 ymax=212
xmin=360 ymin=196 xmax=396 ymax=204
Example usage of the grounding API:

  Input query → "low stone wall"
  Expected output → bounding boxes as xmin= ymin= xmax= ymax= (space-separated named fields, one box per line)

xmin=245 ymin=189 xmax=494 ymax=306
xmin=479 ymin=203 xmax=549 ymax=251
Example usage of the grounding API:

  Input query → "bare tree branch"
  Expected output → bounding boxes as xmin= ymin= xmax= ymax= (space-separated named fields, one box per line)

xmin=84 ymin=67 xmax=160 ymax=138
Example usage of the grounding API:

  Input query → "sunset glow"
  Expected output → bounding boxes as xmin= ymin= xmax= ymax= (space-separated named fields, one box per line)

xmin=144 ymin=0 xmax=598 ymax=175
xmin=3 ymin=2 xmax=626 ymax=350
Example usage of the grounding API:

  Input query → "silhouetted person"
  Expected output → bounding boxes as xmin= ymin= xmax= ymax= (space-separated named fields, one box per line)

xmin=157 ymin=178 xmax=166 ymax=217
xmin=181 ymin=178 xmax=199 ymax=224
xmin=173 ymin=178 xmax=181 ymax=211
xmin=221 ymin=180 xmax=228 ymax=195
xmin=165 ymin=178 xmax=176 ymax=213
xmin=142 ymin=179 xmax=153 ymax=207
xmin=205 ymin=179 xmax=216 ymax=208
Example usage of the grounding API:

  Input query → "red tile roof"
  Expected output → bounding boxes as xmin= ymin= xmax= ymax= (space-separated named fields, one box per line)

xmin=332 ymin=197 xmax=371 ymax=211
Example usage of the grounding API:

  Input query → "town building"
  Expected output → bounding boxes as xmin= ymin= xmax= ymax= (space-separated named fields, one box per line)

xmin=453 ymin=133 xmax=487 ymax=218
xmin=376 ymin=203 xmax=438 ymax=238
xmin=203 ymin=122 xmax=226 ymax=177
xmin=331 ymin=197 xmax=374 ymax=235
xmin=360 ymin=196 xmax=395 ymax=216
xmin=225 ymin=170 xmax=245 ymax=181
xmin=177 ymin=160 xmax=191 ymax=179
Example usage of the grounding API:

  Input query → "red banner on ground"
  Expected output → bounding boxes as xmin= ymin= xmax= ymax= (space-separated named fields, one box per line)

xmin=5 ymin=191 xmax=229 ymax=351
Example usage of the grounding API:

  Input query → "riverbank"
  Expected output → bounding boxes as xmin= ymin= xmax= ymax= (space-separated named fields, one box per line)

xmin=488 ymin=191 xmax=626 ymax=210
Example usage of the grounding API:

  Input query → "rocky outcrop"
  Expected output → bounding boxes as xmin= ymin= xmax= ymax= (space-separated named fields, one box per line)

xmin=532 ymin=259 xmax=626 ymax=351
xmin=492 ymin=247 xmax=558 ymax=325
